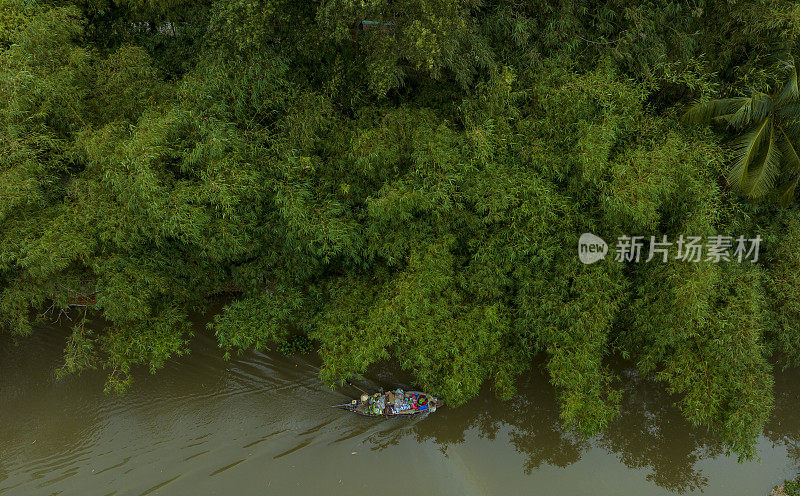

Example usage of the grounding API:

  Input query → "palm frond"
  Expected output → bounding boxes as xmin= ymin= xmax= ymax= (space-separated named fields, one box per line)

xmin=776 ymin=101 xmax=800 ymax=126
xmin=776 ymin=57 xmax=798 ymax=105
xmin=778 ymin=127 xmax=800 ymax=173
xmin=724 ymin=93 xmax=773 ymax=130
xmin=711 ymin=113 xmax=740 ymax=124
xmin=727 ymin=117 xmax=771 ymax=192
xmin=681 ymin=97 xmax=750 ymax=126
xmin=744 ymin=122 xmax=781 ymax=198
xmin=779 ymin=175 xmax=799 ymax=206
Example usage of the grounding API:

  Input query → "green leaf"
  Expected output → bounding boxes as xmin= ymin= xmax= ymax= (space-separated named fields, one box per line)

xmin=776 ymin=57 xmax=798 ymax=106
xmin=745 ymin=121 xmax=781 ymax=198
xmin=681 ymin=97 xmax=750 ymax=126
xmin=727 ymin=117 xmax=771 ymax=192
xmin=779 ymin=175 xmax=799 ymax=206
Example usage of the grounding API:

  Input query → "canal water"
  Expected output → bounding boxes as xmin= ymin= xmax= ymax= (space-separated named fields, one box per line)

xmin=1 ymin=321 xmax=797 ymax=495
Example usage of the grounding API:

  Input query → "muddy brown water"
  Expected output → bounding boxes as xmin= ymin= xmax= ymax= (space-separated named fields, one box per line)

xmin=1 ymin=320 xmax=798 ymax=496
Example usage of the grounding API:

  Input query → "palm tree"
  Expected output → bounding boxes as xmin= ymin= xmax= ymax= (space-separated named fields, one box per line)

xmin=682 ymin=59 xmax=800 ymax=205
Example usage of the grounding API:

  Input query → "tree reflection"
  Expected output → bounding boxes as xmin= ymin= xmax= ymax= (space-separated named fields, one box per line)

xmin=359 ymin=362 xmax=800 ymax=494
xmin=596 ymin=368 xmax=719 ymax=493
xmin=763 ymin=366 xmax=800 ymax=465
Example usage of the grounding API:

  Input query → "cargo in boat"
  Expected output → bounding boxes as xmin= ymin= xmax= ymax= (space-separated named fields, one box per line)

xmin=337 ymin=389 xmax=442 ymax=417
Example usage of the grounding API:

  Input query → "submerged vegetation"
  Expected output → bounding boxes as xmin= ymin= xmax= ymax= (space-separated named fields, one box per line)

xmin=2 ymin=0 xmax=800 ymax=459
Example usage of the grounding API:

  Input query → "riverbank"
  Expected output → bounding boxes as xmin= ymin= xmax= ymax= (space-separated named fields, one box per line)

xmin=772 ymin=475 xmax=800 ymax=496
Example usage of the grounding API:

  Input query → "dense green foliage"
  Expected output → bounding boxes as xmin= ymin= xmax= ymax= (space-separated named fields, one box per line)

xmin=2 ymin=0 xmax=800 ymax=459
xmin=785 ymin=475 xmax=800 ymax=496
xmin=683 ymin=61 xmax=800 ymax=202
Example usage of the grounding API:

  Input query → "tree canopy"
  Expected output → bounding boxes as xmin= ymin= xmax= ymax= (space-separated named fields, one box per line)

xmin=2 ymin=0 xmax=800 ymax=459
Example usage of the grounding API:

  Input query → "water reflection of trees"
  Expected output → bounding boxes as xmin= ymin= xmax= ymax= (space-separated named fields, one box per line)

xmin=362 ymin=364 xmax=800 ymax=494
xmin=763 ymin=366 xmax=800 ymax=465
xmin=595 ymin=369 xmax=719 ymax=493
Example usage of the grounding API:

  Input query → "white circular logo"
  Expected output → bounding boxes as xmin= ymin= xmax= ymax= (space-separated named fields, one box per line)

xmin=578 ymin=233 xmax=608 ymax=265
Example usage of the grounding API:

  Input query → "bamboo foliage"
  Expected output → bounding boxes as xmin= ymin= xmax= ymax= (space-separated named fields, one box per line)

xmin=2 ymin=0 xmax=800 ymax=461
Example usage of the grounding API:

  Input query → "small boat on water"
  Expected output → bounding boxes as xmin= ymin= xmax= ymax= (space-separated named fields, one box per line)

xmin=335 ymin=388 xmax=442 ymax=417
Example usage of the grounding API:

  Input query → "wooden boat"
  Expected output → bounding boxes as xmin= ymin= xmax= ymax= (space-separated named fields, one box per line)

xmin=335 ymin=389 xmax=442 ymax=417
